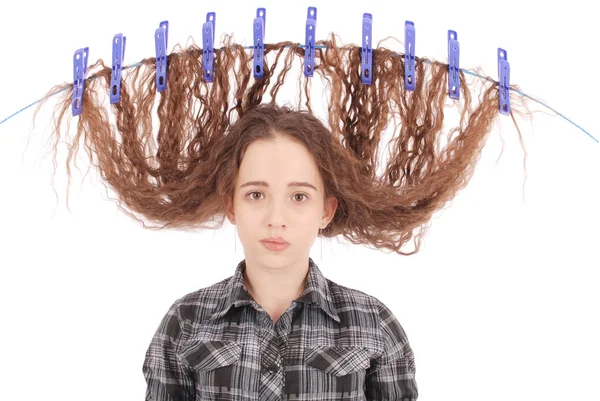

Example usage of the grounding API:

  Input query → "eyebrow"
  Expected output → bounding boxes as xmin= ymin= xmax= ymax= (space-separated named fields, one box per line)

xmin=240 ymin=180 xmax=318 ymax=191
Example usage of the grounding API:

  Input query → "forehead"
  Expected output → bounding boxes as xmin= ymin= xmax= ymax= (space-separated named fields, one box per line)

xmin=238 ymin=138 xmax=321 ymax=187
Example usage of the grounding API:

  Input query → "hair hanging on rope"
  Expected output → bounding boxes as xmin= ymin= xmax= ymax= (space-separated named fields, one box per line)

xmin=31 ymin=32 xmax=533 ymax=256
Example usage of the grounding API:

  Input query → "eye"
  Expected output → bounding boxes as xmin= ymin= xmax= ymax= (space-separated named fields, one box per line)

xmin=248 ymin=191 xmax=262 ymax=200
xmin=293 ymin=193 xmax=309 ymax=202
xmin=246 ymin=192 xmax=309 ymax=202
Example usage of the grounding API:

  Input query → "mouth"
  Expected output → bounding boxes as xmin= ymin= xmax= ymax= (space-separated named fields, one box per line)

xmin=260 ymin=240 xmax=290 ymax=251
xmin=260 ymin=238 xmax=289 ymax=245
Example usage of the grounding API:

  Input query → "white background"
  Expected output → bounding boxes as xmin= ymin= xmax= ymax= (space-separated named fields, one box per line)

xmin=0 ymin=0 xmax=598 ymax=400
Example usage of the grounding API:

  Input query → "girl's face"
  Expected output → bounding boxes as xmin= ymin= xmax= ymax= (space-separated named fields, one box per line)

xmin=229 ymin=133 xmax=337 ymax=267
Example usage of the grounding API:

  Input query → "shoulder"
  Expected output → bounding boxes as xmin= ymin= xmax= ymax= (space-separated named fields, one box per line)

xmin=326 ymin=279 xmax=393 ymax=326
xmin=327 ymin=278 xmax=410 ymax=343
xmin=327 ymin=278 xmax=381 ymax=310
xmin=163 ymin=275 xmax=232 ymax=324
xmin=178 ymin=275 xmax=231 ymax=304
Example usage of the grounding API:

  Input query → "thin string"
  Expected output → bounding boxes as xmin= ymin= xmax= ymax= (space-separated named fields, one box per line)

xmin=320 ymin=229 xmax=323 ymax=260
xmin=1 ymin=44 xmax=593 ymax=142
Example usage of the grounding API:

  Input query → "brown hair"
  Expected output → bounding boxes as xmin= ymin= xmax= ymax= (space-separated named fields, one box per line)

xmin=32 ymin=33 xmax=532 ymax=255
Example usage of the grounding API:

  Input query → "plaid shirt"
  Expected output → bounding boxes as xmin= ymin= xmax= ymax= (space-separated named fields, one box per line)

xmin=143 ymin=257 xmax=418 ymax=401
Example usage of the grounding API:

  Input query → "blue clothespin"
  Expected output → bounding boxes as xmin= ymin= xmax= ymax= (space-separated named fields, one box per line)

xmin=404 ymin=21 xmax=415 ymax=91
xmin=304 ymin=7 xmax=317 ymax=77
xmin=155 ymin=21 xmax=169 ymax=92
xmin=253 ymin=8 xmax=266 ymax=78
xmin=72 ymin=47 xmax=89 ymax=116
xmin=110 ymin=33 xmax=126 ymax=104
xmin=203 ymin=12 xmax=216 ymax=82
xmin=448 ymin=30 xmax=460 ymax=100
xmin=498 ymin=48 xmax=510 ymax=115
xmin=361 ymin=13 xmax=372 ymax=85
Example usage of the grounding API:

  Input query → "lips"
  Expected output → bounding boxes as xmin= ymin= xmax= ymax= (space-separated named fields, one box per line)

xmin=261 ymin=239 xmax=290 ymax=251
xmin=261 ymin=237 xmax=288 ymax=245
xmin=261 ymin=239 xmax=288 ymax=245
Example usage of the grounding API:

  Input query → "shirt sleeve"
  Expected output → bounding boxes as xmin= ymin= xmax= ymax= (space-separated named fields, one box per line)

xmin=142 ymin=299 xmax=196 ymax=401
xmin=365 ymin=299 xmax=419 ymax=401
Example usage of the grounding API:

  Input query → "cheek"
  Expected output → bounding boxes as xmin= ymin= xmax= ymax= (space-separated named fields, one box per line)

xmin=299 ymin=225 xmax=319 ymax=242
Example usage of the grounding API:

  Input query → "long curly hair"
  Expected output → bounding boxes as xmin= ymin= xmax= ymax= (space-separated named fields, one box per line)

xmin=32 ymin=33 xmax=532 ymax=255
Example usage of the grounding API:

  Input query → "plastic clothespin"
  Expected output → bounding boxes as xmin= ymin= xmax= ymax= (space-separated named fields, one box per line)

xmin=110 ymin=33 xmax=126 ymax=104
xmin=203 ymin=12 xmax=216 ymax=82
xmin=155 ymin=21 xmax=169 ymax=92
xmin=498 ymin=48 xmax=510 ymax=115
xmin=404 ymin=21 xmax=415 ymax=91
xmin=72 ymin=47 xmax=89 ymax=116
xmin=361 ymin=13 xmax=372 ymax=85
xmin=448 ymin=30 xmax=460 ymax=100
xmin=304 ymin=7 xmax=317 ymax=77
xmin=253 ymin=8 xmax=266 ymax=78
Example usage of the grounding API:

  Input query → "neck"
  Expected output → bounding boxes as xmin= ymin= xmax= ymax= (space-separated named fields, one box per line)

xmin=242 ymin=257 xmax=309 ymax=309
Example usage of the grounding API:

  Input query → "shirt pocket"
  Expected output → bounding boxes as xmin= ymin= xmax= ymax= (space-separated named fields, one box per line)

xmin=302 ymin=345 xmax=371 ymax=400
xmin=177 ymin=340 xmax=244 ymax=401
xmin=177 ymin=340 xmax=242 ymax=371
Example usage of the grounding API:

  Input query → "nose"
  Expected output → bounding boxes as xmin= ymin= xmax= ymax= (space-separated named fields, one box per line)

xmin=267 ymin=203 xmax=286 ymax=229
